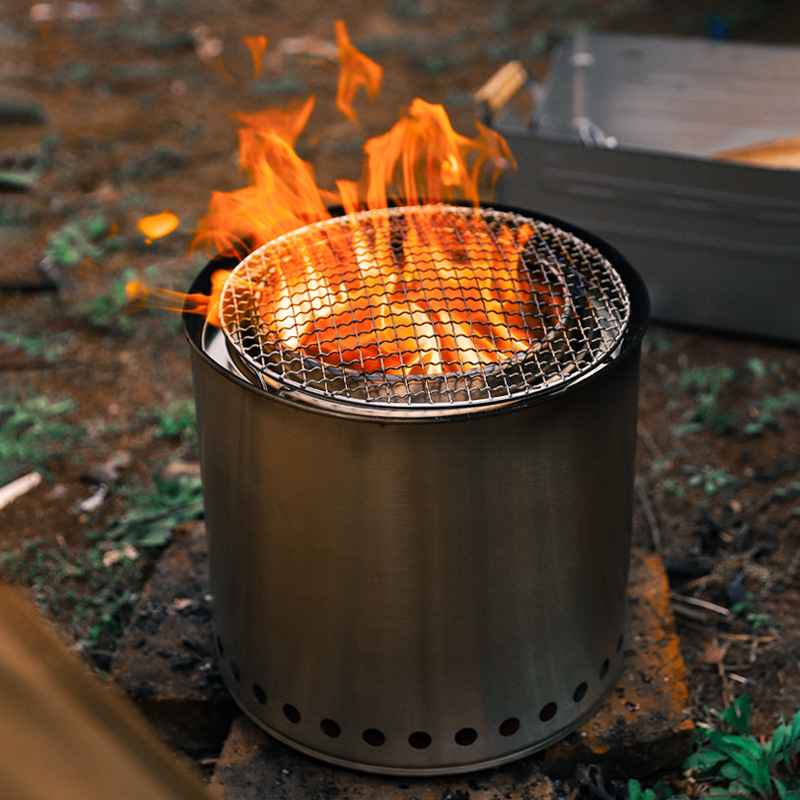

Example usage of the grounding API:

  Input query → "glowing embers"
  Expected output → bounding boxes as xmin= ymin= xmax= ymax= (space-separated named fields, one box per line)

xmin=219 ymin=205 xmax=630 ymax=408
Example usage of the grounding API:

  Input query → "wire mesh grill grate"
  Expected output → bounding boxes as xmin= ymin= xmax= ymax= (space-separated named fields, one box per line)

xmin=219 ymin=205 xmax=630 ymax=408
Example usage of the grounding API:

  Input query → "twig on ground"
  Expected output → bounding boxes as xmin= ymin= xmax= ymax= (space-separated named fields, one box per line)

xmin=575 ymin=764 xmax=618 ymax=800
xmin=671 ymin=591 xmax=732 ymax=624
xmin=0 ymin=169 xmax=41 ymax=190
xmin=637 ymin=421 xmax=664 ymax=461
xmin=0 ymin=472 xmax=42 ymax=511
xmin=712 ymin=637 xmax=734 ymax=708
xmin=105 ymin=499 xmax=204 ymax=540
xmin=723 ymin=468 xmax=800 ymax=528
xmin=636 ymin=477 xmax=662 ymax=554
xmin=670 ymin=593 xmax=731 ymax=617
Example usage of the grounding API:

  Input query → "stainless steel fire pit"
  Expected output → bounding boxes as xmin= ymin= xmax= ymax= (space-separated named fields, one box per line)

xmin=183 ymin=203 xmax=649 ymax=775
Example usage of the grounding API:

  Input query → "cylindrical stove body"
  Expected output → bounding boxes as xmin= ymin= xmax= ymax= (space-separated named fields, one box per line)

xmin=183 ymin=206 xmax=649 ymax=775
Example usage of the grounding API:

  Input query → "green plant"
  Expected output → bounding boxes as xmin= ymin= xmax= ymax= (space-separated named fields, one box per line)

xmin=0 ymin=327 xmax=72 ymax=362
xmin=416 ymin=50 xmax=469 ymax=75
xmin=0 ymin=538 xmax=142 ymax=660
xmin=743 ymin=391 xmax=800 ymax=436
xmin=684 ymin=696 xmax=800 ymax=799
xmin=0 ymin=467 xmax=203 ymax=661
xmin=662 ymin=477 xmax=687 ymax=500
xmin=682 ymin=465 xmax=740 ymax=496
xmin=627 ymin=778 xmax=686 ymax=799
xmin=0 ymin=394 xmax=80 ymax=484
xmin=65 ymin=62 xmax=94 ymax=84
xmin=672 ymin=359 xmax=800 ymax=439
xmin=153 ymin=398 xmax=196 ymax=444
xmin=774 ymin=482 xmax=800 ymax=501
xmin=672 ymin=365 xmax=737 ymax=437
xmin=45 ymin=211 xmax=121 ymax=270
xmin=746 ymin=357 xmax=769 ymax=380
xmin=774 ymin=482 xmax=800 ymax=518
xmin=106 ymin=473 xmax=203 ymax=549
xmin=731 ymin=592 xmax=776 ymax=632
xmin=79 ymin=268 xmax=138 ymax=333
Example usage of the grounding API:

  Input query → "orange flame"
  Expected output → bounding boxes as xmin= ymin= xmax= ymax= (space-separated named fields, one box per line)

xmin=126 ymin=270 xmax=230 ymax=328
xmin=194 ymin=95 xmax=333 ymax=257
xmin=248 ymin=212 xmax=563 ymax=376
xmin=243 ymin=35 xmax=268 ymax=77
xmin=334 ymin=20 xmax=383 ymax=122
xmin=137 ymin=212 xmax=179 ymax=243
xmin=127 ymin=20 xmax=535 ymax=375
xmin=192 ymin=93 xmax=513 ymax=258
xmin=363 ymin=98 xmax=515 ymax=210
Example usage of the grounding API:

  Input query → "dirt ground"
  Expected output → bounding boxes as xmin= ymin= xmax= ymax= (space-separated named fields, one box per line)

xmin=1 ymin=0 xmax=799 ymax=793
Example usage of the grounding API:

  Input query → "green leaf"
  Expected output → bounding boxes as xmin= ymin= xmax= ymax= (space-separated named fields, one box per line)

xmin=684 ymin=748 xmax=729 ymax=774
xmin=706 ymin=787 xmax=747 ymax=799
xmin=719 ymin=732 xmax=764 ymax=761
xmin=719 ymin=696 xmax=752 ymax=735
xmin=719 ymin=761 xmax=743 ymax=781
xmin=731 ymin=752 xmax=772 ymax=798
xmin=713 ymin=739 xmax=770 ymax=796
xmin=791 ymin=709 xmax=800 ymax=746
xmin=770 ymin=722 xmax=790 ymax=767
xmin=135 ymin=521 xmax=176 ymax=549
xmin=627 ymin=778 xmax=645 ymax=800
xmin=730 ymin=780 xmax=762 ymax=799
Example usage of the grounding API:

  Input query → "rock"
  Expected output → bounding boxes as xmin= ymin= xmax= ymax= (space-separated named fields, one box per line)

xmin=110 ymin=522 xmax=237 ymax=754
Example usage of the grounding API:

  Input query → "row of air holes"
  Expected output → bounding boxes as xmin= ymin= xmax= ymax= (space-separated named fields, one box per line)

xmin=217 ymin=634 xmax=622 ymax=750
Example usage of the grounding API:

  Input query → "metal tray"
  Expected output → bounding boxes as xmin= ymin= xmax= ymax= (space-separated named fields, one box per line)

xmin=478 ymin=33 xmax=800 ymax=342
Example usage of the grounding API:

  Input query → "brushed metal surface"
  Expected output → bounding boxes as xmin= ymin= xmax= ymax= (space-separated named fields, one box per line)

xmin=183 ymin=217 xmax=648 ymax=774
xmin=487 ymin=34 xmax=800 ymax=341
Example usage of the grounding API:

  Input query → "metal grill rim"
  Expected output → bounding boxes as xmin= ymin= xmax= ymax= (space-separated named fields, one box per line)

xmin=219 ymin=204 xmax=631 ymax=408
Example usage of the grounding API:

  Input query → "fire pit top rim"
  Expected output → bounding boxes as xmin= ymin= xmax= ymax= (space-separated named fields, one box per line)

xmin=186 ymin=204 xmax=649 ymax=418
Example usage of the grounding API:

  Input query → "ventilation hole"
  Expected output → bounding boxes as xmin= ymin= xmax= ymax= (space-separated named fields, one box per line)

xmin=362 ymin=728 xmax=385 ymax=747
xmin=454 ymin=727 xmax=478 ymax=746
xmin=230 ymin=661 xmax=241 ymax=682
xmin=252 ymin=684 xmax=267 ymax=705
xmin=498 ymin=717 xmax=520 ymax=737
xmin=320 ymin=719 xmax=341 ymax=738
xmin=215 ymin=636 xmax=224 ymax=658
xmin=408 ymin=731 xmax=432 ymax=750
xmin=573 ymin=682 xmax=588 ymax=703
xmin=283 ymin=704 xmax=301 ymax=724
xmin=539 ymin=702 xmax=558 ymax=722
xmin=617 ymin=633 xmax=624 ymax=654
xmin=599 ymin=658 xmax=610 ymax=680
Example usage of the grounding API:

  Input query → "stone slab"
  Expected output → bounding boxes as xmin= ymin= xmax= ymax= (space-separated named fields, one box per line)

xmin=210 ymin=716 xmax=556 ymax=800
xmin=209 ymin=548 xmax=694 ymax=799
xmin=112 ymin=525 xmax=692 ymax=793
xmin=110 ymin=521 xmax=238 ymax=753
xmin=540 ymin=549 xmax=695 ymax=779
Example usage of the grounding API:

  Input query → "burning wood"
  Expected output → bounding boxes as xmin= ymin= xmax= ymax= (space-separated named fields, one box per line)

xmin=223 ymin=206 xmax=567 ymax=377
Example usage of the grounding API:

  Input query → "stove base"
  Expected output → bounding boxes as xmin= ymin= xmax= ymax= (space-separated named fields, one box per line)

xmin=110 ymin=527 xmax=694 ymax=793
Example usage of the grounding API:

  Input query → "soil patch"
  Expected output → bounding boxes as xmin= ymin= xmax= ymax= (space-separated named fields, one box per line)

xmin=1 ymin=0 xmax=799 ymax=793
